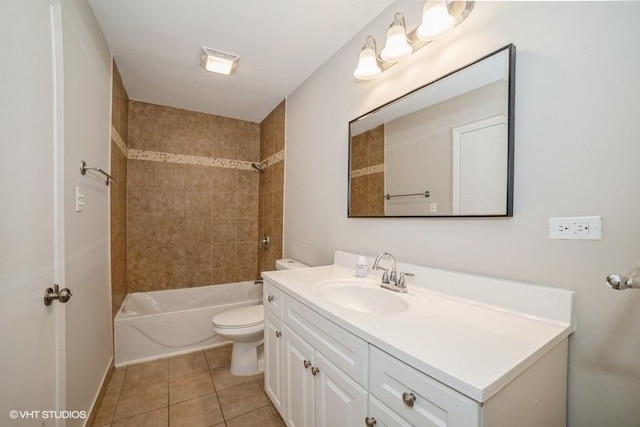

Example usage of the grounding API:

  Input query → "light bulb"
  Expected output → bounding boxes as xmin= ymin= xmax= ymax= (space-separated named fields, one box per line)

xmin=353 ymin=37 xmax=381 ymax=80
xmin=417 ymin=1 xmax=455 ymax=41
xmin=380 ymin=13 xmax=412 ymax=62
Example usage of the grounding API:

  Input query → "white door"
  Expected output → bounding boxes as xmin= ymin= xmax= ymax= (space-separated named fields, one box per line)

xmin=0 ymin=1 xmax=65 ymax=426
xmin=284 ymin=327 xmax=316 ymax=427
xmin=315 ymin=353 xmax=367 ymax=427
xmin=452 ymin=115 xmax=508 ymax=215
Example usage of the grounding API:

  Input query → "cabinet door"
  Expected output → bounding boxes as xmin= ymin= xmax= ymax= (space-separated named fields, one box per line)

xmin=285 ymin=326 xmax=316 ymax=427
xmin=315 ymin=353 xmax=367 ymax=427
xmin=265 ymin=311 xmax=284 ymax=416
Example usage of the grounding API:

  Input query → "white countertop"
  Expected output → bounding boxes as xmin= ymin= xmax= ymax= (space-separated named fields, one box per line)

xmin=263 ymin=258 xmax=575 ymax=402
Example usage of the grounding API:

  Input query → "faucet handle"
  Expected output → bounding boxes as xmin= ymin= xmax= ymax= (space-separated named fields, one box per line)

xmin=397 ymin=272 xmax=414 ymax=288
xmin=380 ymin=268 xmax=390 ymax=284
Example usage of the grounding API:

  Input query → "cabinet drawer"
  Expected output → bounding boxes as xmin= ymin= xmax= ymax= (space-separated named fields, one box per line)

xmin=369 ymin=347 xmax=479 ymax=427
xmin=369 ymin=396 xmax=411 ymax=427
xmin=284 ymin=295 xmax=368 ymax=388
xmin=264 ymin=280 xmax=284 ymax=318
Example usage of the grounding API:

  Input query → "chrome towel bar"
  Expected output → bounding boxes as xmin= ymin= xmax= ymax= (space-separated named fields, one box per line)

xmin=384 ymin=190 xmax=430 ymax=200
xmin=80 ymin=160 xmax=118 ymax=186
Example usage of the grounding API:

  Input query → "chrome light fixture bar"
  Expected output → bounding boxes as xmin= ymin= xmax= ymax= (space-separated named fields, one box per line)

xmin=354 ymin=1 xmax=474 ymax=80
xmin=201 ymin=46 xmax=240 ymax=75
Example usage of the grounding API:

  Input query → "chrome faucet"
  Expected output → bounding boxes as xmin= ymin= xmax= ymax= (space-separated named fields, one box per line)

xmin=372 ymin=252 xmax=410 ymax=293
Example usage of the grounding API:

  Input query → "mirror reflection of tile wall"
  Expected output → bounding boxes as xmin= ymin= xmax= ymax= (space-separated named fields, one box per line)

xmin=349 ymin=125 xmax=385 ymax=216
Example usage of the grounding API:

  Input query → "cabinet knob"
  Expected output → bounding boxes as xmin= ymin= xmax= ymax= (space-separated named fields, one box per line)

xmin=275 ymin=330 xmax=282 ymax=338
xmin=268 ymin=295 xmax=274 ymax=302
xmin=402 ymin=392 xmax=416 ymax=408
xmin=365 ymin=416 xmax=377 ymax=426
xmin=311 ymin=367 xmax=320 ymax=376
xmin=303 ymin=360 xmax=311 ymax=369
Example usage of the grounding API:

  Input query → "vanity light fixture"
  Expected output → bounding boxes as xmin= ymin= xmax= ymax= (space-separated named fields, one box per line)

xmin=353 ymin=36 xmax=382 ymax=80
xmin=417 ymin=0 xmax=455 ymax=41
xmin=200 ymin=46 xmax=239 ymax=75
xmin=353 ymin=0 xmax=474 ymax=81
xmin=380 ymin=13 xmax=412 ymax=62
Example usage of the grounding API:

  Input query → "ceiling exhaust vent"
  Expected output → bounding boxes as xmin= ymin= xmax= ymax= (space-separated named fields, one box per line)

xmin=200 ymin=46 xmax=240 ymax=75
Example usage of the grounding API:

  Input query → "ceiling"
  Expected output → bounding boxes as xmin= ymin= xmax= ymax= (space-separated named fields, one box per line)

xmin=89 ymin=0 xmax=394 ymax=123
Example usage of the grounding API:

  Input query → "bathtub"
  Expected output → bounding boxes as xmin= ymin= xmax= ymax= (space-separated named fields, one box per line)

xmin=115 ymin=281 xmax=262 ymax=366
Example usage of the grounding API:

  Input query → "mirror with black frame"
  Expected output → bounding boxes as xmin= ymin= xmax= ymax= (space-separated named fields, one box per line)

xmin=348 ymin=44 xmax=515 ymax=218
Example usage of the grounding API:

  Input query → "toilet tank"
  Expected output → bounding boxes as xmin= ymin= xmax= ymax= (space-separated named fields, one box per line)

xmin=275 ymin=258 xmax=309 ymax=270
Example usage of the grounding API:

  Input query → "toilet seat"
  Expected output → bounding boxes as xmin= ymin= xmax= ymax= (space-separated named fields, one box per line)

xmin=212 ymin=304 xmax=264 ymax=329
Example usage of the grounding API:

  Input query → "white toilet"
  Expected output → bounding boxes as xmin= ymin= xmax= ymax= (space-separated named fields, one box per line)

xmin=211 ymin=258 xmax=309 ymax=376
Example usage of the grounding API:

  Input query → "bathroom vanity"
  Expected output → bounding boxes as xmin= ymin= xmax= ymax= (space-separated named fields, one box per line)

xmin=262 ymin=251 xmax=575 ymax=427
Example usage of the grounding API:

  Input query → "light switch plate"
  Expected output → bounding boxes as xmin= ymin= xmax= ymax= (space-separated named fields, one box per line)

xmin=549 ymin=216 xmax=602 ymax=240
xmin=75 ymin=186 xmax=85 ymax=212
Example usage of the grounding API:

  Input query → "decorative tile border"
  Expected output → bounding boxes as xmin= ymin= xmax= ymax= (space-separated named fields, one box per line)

xmin=110 ymin=124 xmax=285 ymax=171
xmin=351 ymin=163 xmax=384 ymax=178
xmin=261 ymin=150 xmax=284 ymax=169
xmin=128 ymin=149 xmax=255 ymax=170
xmin=111 ymin=126 xmax=128 ymax=157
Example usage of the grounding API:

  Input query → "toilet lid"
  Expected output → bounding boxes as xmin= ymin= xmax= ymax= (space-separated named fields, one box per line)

xmin=212 ymin=305 xmax=264 ymax=329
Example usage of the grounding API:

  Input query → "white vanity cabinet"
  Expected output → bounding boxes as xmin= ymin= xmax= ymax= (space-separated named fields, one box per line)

xmin=265 ymin=280 xmax=368 ymax=426
xmin=263 ymin=257 xmax=574 ymax=427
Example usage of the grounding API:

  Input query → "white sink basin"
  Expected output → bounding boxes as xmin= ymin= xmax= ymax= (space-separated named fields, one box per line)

xmin=314 ymin=279 xmax=409 ymax=315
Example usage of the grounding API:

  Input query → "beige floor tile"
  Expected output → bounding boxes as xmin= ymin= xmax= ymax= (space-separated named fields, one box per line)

xmin=93 ymin=393 xmax=119 ymax=426
xmin=105 ymin=368 xmax=126 ymax=395
xmin=169 ymin=351 xmax=209 ymax=378
xmin=122 ymin=359 xmax=168 ymax=390
xmin=218 ymin=382 xmax=270 ymax=420
xmin=169 ymin=370 xmax=215 ymax=405
xmin=113 ymin=382 xmax=168 ymax=421
xmin=226 ymin=405 xmax=285 ymax=427
xmin=254 ymin=372 xmax=265 ymax=390
xmin=111 ymin=407 xmax=168 ymax=427
xmin=211 ymin=366 xmax=254 ymax=391
xmin=204 ymin=344 xmax=232 ymax=369
xmin=169 ymin=394 xmax=224 ymax=427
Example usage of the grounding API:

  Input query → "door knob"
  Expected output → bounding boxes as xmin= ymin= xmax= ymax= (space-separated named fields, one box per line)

xmin=44 ymin=284 xmax=73 ymax=306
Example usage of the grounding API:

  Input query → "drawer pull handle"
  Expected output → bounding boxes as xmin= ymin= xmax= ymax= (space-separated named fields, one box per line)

xmin=303 ymin=360 xmax=311 ymax=369
xmin=365 ymin=416 xmax=377 ymax=426
xmin=268 ymin=295 xmax=274 ymax=302
xmin=311 ymin=367 xmax=320 ymax=376
xmin=275 ymin=330 xmax=282 ymax=338
xmin=402 ymin=392 xmax=416 ymax=408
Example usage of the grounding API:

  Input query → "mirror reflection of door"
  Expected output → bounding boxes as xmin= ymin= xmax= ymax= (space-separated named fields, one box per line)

xmin=452 ymin=115 xmax=508 ymax=215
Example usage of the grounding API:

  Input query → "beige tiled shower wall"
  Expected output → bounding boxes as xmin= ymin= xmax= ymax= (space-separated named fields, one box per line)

xmin=258 ymin=101 xmax=285 ymax=273
xmin=110 ymin=61 xmax=129 ymax=317
xmin=349 ymin=124 xmax=385 ymax=216
xmin=126 ymin=101 xmax=261 ymax=293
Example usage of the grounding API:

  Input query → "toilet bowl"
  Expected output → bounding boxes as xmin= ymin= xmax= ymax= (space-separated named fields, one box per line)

xmin=211 ymin=258 xmax=309 ymax=376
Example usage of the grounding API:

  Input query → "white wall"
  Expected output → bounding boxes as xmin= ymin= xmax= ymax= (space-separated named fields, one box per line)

xmin=61 ymin=0 xmax=113 ymax=423
xmin=284 ymin=2 xmax=640 ymax=426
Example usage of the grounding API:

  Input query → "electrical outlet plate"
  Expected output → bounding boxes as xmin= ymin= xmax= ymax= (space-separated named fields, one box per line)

xmin=549 ymin=216 xmax=602 ymax=240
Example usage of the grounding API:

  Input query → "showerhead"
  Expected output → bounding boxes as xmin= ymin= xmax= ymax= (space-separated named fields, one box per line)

xmin=251 ymin=163 xmax=264 ymax=174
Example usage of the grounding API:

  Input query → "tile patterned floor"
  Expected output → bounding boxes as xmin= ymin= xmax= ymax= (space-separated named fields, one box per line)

xmin=93 ymin=345 xmax=284 ymax=427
